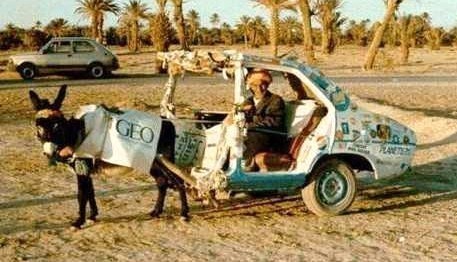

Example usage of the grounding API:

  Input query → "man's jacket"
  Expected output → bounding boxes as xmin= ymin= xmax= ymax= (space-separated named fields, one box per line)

xmin=245 ymin=90 xmax=286 ymax=133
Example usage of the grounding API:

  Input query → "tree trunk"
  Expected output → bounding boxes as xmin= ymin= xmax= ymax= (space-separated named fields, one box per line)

xmin=399 ymin=17 xmax=410 ymax=64
xmin=244 ymin=32 xmax=248 ymax=49
xmin=321 ymin=25 xmax=331 ymax=54
xmin=400 ymin=29 xmax=409 ymax=65
xmin=363 ymin=0 xmax=400 ymax=70
xmin=97 ymin=14 xmax=104 ymax=43
xmin=297 ymin=0 xmax=315 ymax=64
xmin=270 ymin=8 xmax=279 ymax=57
xmin=133 ymin=21 xmax=139 ymax=52
xmin=410 ymin=38 xmax=416 ymax=48
xmin=287 ymin=30 xmax=293 ymax=46
xmin=251 ymin=30 xmax=257 ymax=47
xmin=91 ymin=15 xmax=98 ymax=40
xmin=128 ymin=29 xmax=133 ymax=51
xmin=400 ymin=42 xmax=409 ymax=64
xmin=173 ymin=1 xmax=189 ymax=50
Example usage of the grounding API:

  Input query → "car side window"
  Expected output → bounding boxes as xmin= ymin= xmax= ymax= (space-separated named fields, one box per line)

xmin=73 ymin=41 xmax=95 ymax=53
xmin=46 ymin=41 xmax=71 ymax=54
xmin=45 ymin=42 xmax=58 ymax=53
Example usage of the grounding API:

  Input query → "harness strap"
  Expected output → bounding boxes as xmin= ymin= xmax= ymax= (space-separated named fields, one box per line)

xmin=35 ymin=109 xmax=63 ymax=119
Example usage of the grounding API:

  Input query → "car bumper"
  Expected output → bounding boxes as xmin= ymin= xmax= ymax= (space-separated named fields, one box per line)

xmin=111 ymin=58 xmax=120 ymax=70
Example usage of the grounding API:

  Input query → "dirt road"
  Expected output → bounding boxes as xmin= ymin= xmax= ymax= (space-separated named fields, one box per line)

xmin=2 ymin=73 xmax=457 ymax=90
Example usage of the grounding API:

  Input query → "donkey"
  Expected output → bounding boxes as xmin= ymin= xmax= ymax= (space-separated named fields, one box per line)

xmin=29 ymin=85 xmax=189 ymax=229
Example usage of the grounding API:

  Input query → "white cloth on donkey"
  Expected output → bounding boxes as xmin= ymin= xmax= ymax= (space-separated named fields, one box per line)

xmin=74 ymin=105 xmax=162 ymax=174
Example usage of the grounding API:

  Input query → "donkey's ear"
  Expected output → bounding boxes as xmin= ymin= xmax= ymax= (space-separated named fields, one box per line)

xmin=29 ymin=90 xmax=41 ymax=111
xmin=52 ymin=84 xmax=67 ymax=110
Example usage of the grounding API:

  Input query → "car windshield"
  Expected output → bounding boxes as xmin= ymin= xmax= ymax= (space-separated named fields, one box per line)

xmin=299 ymin=64 xmax=351 ymax=111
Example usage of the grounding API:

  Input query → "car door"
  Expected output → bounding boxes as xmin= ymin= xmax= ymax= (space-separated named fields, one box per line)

xmin=72 ymin=40 xmax=97 ymax=69
xmin=43 ymin=40 xmax=73 ymax=71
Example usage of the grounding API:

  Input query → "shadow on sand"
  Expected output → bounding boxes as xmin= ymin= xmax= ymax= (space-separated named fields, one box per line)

xmin=349 ymin=155 xmax=457 ymax=214
xmin=2 ymin=155 xmax=457 ymax=234
xmin=0 ymin=185 xmax=157 ymax=234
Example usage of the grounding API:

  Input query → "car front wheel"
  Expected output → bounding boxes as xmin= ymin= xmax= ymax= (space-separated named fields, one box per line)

xmin=88 ymin=63 xmax=105 ymax=79
xmin=302 ymin=159 xmax=356 ymax=216
xmin=18 ymin=63 xmax=37 ymax=80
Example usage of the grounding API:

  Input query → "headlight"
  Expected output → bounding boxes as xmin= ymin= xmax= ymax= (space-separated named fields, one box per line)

xmin=6 ymin=59 xmax=16 ymax=71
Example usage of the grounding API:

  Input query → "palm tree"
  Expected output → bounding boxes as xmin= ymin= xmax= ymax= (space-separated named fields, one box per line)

xmin=220 ymin=23 xmax=234 ymax=45
xmin=97 ymin=0 xmax=119 ymax=43
xmin=150 ymin=0 xmax=174 ymax=51
xmin=250 ymin=16 xmax=268 ymax=47
xmin=345 ymin=19 xmax=370 ymax=46
xmin=122 ymin=0 xmax=149 ymax=52
xmin=252 ymin=0 xmax=295 ymax=57
xmin=296 ymin=0 xmax=315 ymax=63
xmin=425 ymin=27 xmax=445 ymax=50
xmin=210 ymin=13 xmax=220 ymax=28
xmin=281 ymin=16 xmax=301 ymax=46
xmin=44 ymin=18 xmax=69 ymax=37
xmin=409 ymin=12 xmax=431 ymax=48
xmin=34 ymin=21 xmax=43 ymax=30
xmin=171 ymin=0 xmax=189 ymax=50
xmin=75 ymin=0 xmax=119 ymax=42
xmin=186 ymin=9 xmax=200 ymax=45
xmin=315 ymin=0 xmax=345 ymax=54
xmin=363 ymin=0 xmax=404 ymax=70
xmin=397 ymin=14 xmax=412 ymax=64
xmin=236 ymin=16 xmax=251 ymax=48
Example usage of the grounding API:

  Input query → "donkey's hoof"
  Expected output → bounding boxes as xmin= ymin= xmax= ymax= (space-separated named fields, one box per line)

xmin=180 ymin=216 xmax=190 ymax=222
xmin=149 ymin=210 xmax=162 ymax=218
xmin=88 ymin=214 xmax=98 ymax=223
xmin=86 ymin=219 xmax=96 ymax=226
xmin=70 ymin=219 xmax=85 ymax=230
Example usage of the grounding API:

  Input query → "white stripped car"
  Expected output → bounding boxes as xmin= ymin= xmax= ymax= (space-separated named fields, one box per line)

xmin=155 ymin=51 xmax=417 ymax=216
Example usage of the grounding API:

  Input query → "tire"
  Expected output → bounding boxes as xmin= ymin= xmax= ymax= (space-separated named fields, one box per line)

xmin=302 ymin=159 xmax=356 ymax=216
xmin=88 ymin=63 xmax=105 ymax=79
xmin=18 ymin=63 xmax=37 ymax=80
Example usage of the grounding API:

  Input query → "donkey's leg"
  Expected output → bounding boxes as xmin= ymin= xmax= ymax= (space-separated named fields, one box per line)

xmin=150 ymin=174 xmax=168 ymax=218
xmin=176 ymin=182 xmax=190 ymax=221
xmin=86 ymin=177 xmax=98 ymax=222
xmin=73 ymin=175 xmax=89 ymax=228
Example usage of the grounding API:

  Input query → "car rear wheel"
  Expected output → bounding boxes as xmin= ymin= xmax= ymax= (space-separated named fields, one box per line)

xmin=88 ymin=63 xmax=105 ymax=79
xmin=18 ymin=63 xmax=37 ymax=80
xmin=302 ymin=159 xmax=356 ymax=216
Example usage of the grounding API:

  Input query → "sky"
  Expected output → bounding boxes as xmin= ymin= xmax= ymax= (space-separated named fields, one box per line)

xmin=0 ymin=0 xmax=456 ymax=30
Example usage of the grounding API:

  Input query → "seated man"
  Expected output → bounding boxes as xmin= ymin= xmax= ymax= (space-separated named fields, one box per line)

xmin=242 ymin=69 xmax=286 ymax=171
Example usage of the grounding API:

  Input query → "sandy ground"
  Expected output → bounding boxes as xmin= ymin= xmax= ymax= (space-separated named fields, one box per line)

xmin=0 ymin=46 xmax=457 ymax=261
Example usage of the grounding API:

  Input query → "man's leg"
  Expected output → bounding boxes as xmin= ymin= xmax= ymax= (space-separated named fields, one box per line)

xmin=243 ymin=132 xmax=270 ymax=172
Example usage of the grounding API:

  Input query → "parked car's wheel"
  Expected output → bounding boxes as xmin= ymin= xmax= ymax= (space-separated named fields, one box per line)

xmin=302 ymin=159 xmax=356 ymax=216
xmin=88 ymin=63 xmax=105 ymax=79
xmin=18 ymin=63 xmax=37 ymax=80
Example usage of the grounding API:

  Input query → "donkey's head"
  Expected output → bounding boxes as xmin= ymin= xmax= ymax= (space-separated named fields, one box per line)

xmin=29 ymin=85 xmax=70 ymax=164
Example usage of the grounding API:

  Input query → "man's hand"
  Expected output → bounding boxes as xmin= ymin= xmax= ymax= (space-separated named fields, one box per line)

xmin=242 ymin=103 xmax=254 ymax=112
xmin=58 ymin=146 xmax=74 ymax=158
xmin=223 ymin=113 xmax=234 ymax=125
